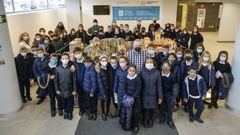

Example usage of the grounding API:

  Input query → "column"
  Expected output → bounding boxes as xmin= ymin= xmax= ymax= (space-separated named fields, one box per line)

xmin=0 ymin=1 xmax=22 ymax=115
xmin=226 ymin=19 xmax=240 ymax=113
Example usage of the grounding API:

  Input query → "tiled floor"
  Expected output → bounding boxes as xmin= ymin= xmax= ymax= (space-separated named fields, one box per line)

xmin=0 ymin=32 xmax=239 ymax=135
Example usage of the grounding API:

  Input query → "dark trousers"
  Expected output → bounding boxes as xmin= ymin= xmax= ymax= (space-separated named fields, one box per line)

xmin=19 ymin=79 xmax=30 ymax=100
xmin=60 ymin=96 xmax=74 ymax=114
xmin=48 ymin=82 xmax=62 ymax=112
xmin=159 ymin=94 xmax=174 ymax=122
xmin=211 ymin=85 xmax=219 ymax=105
xmin=188 ymin=97 xmax=204 ymax=119
xmin=85 ymin=92 xmax=97 ymax=114
xmin=101 ymin=99 xmax=111 ymax=114
xmin=132 ymin=97 xmax=140 ymax=127
xmin=77 ymin=88 xmax=87 ymax=113
xmin=143 ymin=109 xmax=155 ymax=121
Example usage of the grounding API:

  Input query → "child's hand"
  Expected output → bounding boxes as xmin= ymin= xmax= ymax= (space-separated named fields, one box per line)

xmin=72 ymin=91 xmax=76 ymax=95
xmin=184 ymin=98 xmax=188 ymax=103
xmin=114 ymin=92 xmax=117 ymax=96
xmin=90 ymin=93 xmax=94 ymax=97
xmin=50 ymin=75 xmax=55 ymax=79
xmin=56 ymin=91 xmax=61 ymax=95
xmin=70 ymin=65 xmax=75 ymax=72
xmin=202 ymin=96 xmax=205 ymax=100
xmin=158 ymin=98 xmax=162 ymax=104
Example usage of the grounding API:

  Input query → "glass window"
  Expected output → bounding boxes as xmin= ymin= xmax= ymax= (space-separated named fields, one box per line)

xmin=4 ymin=0 xmax=13 ymax=13
xmin=14 ymin=0 xmax=48 ymax=12
xmin=48 ymin=0 xmax=65 ymax=8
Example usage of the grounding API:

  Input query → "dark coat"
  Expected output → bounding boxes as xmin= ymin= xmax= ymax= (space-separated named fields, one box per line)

xmin=170 ymin=60 xmax=180 ymax=84
xmin=32 ymin=57 xmax=49 ymax=78
xmin=190 ymin=32 xmax=203 ymax=50
xmin=54 ymin=64 xmax=76 ymax=98
xmin=141 ymin=68 xmax=163 ymax=109
xmin=73 ymin=58 xmax=85 ymax=90
xmin=108 ymin=64 xmax=117 ymax=94
xmin=182 ymin=75 xmax=207 ymax=99
xmin=105 ymin=32 xmax=114 ymax=38
xmin=113 ymin=67 xmax=128 ymax=102
xmin=198 ymin=64 xmax=216 ymax=90
xmin=123 ymin=75 xmax=142 ymax=98
xmin=83 ymin=64 xmax=97 ymax=94
xmin=180 ymin=59 xmax=197 ymax=82
xmin=176 ymin=33 xmax=190 ymax=49
xmin=97 ymin=68 xmax=109 ymax=100
xmin=15 ymin=54 xmax=31 ymax=81
xmin=76 ymin=30 xmax=88 ymax=44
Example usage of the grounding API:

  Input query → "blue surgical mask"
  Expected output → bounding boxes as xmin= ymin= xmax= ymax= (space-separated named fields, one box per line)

xmin=50 ymin=59 xmax=58 ymax=65
xmin=84 ymin=63 xmax=92 ymax=68
xmin=111 ymin=63 xmax=118 ymax=69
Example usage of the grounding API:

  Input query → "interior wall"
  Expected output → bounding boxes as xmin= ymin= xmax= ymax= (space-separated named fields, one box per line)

xmin=6 ymin=9 xmax=67 ymax=55
xmin=218 ymin=3 xmax=240 ymax=41
xmin=81 ymin=0 xmax=177 ymax=31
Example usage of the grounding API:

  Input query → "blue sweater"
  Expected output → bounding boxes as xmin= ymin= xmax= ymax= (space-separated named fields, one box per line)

xmin=83 ymin=64 xmax=97 ymax=94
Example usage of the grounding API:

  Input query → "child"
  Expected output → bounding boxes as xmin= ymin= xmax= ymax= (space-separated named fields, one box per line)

xmin=108 ymin=56 xmax=119 ymax=116
xmin=190 ymin=26 xmax=203 ymax=50
xmin=83 ymin=56 xmax=97 ymax=120
xmin=209 ymin=51 xmax=233 ymax=109
xmin=96 ymin=55 xmax=112 ymax=121
xmin=175 ymin=47 xmax=184 ymax=65
xmin=176 ymin=28 xmax=190 ymax=50
xmin=120 ymin=65 xmax=142 ymax=134
xmin=54 ymin=52 xmax=76 ymax=120
xmin=73 ymin=47 xmax=86 ymax=116
xmin=32 ymin=33 xmax=43 ymax=48
xmin=198 ymin=51 xmax=215 ymax=105
xmin=193 ymin=43 xmax=205 ymax=63
xmin=141 ymin=57 xmax=162 ymax=128
xmin=146 ymin=44 xmax=161 ymax=69
xmin=47 ymin=53 xmax=62 ymax=117
xmin=180 ymin=49 xmax=197 ymax=112
xmin=182 ymin=66 xmax=207 ymax=123
xmin=15 ymin=46 xmax=32 ymax=103
xmin=159 ymin=61 xmax=177 ymax=129
xmin=157 ymin=45 xmax=170 ymax=66
xmin=32 ymin=48 xmax=49 ymax=104
xmin=113 ymin=56 xmax=129 ymax=117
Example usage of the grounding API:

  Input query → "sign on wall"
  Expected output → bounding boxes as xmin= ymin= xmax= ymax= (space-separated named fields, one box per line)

xmin=196 ymin=8 xmax=206 ymax=28
xmin=112 ymin=6 xmax=160 ymax=20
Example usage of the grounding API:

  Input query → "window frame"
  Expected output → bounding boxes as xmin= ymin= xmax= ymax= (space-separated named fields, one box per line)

xmin=4 ymin=0 xmax=65 ymax=14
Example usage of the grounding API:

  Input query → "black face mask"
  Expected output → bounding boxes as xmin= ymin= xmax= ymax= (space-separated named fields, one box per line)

xmin=135 ymin=47 xmax=141 ymax=52
xmin=185 ymin=56 xmax=192 ymax=61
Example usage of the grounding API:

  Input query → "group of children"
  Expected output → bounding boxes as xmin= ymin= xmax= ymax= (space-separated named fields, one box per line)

xmin=14 ymin=20 xmax=234 ymax=135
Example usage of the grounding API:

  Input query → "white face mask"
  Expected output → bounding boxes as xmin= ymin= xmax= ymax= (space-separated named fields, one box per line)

xmin=145 ymin=63 xmax=154 ymax=70
xmin=44 ymin=40 xmax=49 ymax=44
xmin=147 ymin=50 xmax=155 ymax=55
xmin=101 ymin=61 xmax=108 ymax=67
xmin=36 ymin=38 xmax=41 ymax=41
xmin=21 ymin=52 xmax=27 ymax=57
xmin=176 ymin=54 xmax=182 ymax=59
xmin=61 ymin=59 xmax=69 ymax=65
xmin=40 ymin=32 xmax=45 ymax=36
xmin=37 ymin=53 xmax=44 ymax=58
xmin=75 ymin=53 xmax=82 ymax=59
xmin=220 ymin=56 xmax=226 ymax=62
xmin=203 ymin=56 xmax=209 ymax=62
xmin=197 ymin=48 xmax=203 ymax=53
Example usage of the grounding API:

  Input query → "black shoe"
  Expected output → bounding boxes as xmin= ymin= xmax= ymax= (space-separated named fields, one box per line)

xmin=102 ymin=113 xmax=107 ymax=121
xmin=22 ymin=98 xmax=27 ymax=103
xmin=143 ymin=120 xmax=148 ymax=128
xmin=159 ymin=117 xmax=166 ymax=124
xmin=214 ymin=103 xmax=219 ymax=109
xmin=92 ymin=113 xmax=97 ymax=121
xmin=88 ymin=113 xmax=93 ymax=120
xmin=68 ymin=114 xmax=73 ymax=120
xmin=189 ymin=116 xmax=194 ymax=123
xmin=79 ymin=111 xmax=85 ymax=117
xmin=149 ymin=120 xmax=153 ymax=128
xmin=132 ymin=126 xmax=139 ymax=135
xmin=37 ymin=98 xmax=43 ymax=105
xmin=167 ymin=120 xmax=176 ymax=129
xmin=106 ymin=112 xmax=114 ymax=119
xmin=64 ymin=113 xmax=68 ymax=119
xmin=208 ymin=104 xmax=213 ymax=109
xmin=59 ymin=110 xmax=63 ymax=116
xmin=113 ymin=111 xmax=119 ymax=118
xmin=184 ymin=105 xmax=189 ymax=113
xmin=194 ymin=118 xmax=204 ymax=123
xmin=51 ymin=111 xmax=56 ymax=117
xmin=27 ymin=96 xmax=32 ymax=101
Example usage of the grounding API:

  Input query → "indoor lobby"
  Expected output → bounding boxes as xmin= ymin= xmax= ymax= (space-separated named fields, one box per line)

xmin=0 ymin=0 xmax=240 ymax=135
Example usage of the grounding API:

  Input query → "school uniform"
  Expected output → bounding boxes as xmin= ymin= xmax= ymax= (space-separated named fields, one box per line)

xmin=190 ymin=32 xmax=203 ymax=50
xmin=97 ymin=33 xmax=105 ymax=39
xmin=76 ymin=30 xmax=88 ymax=44
xmin=156 ymin=52 xmax=168 ymax=66
xmin=15 ymin=54 xmax=32 ymax=102
xmin=133 ymin=32 xmax=142 ymax=40
xmin=33 ymin=56 xmax=49 ymax=100
xmin=147 ymin=53 xmax=161 ymax=70
xmin=83 ymin=64 xmax=98 ymax=118
xmin=182 ymin=75 xmax=207 ymax=121
xmin=141 ymin=67 xmax=162 ymax=123
xmin=46 ymin=63 xmax=63 ymax=114
xmin=198 ymin=64 xmax=216 ymax=90
xmin=163 ymin=29 xmax=171 ymax=39
xmin=120 ymin=74 xmax=142 ymax=130
xmin=108 ymin=64 xmax=118 ymax=110
xmin=169 ymin=29 xmax=176 ymax=40
xmin=124 ymin=31 xmax=134 ymax=41
xmin=105 ymin=31 xmax=114 ymax=38
xmin=54 ymin=63 xmax=76 ymax=118
xmin=211 ymin=61 xmax=232 ymax=106
xmin=148 ymin=31 xmax=155 ymax=41
xmin=176 ymin=33 xmax=190 ymax=50
xmin=159 ymin=72 xmax=177 ymax=124
xmin=73 ymin=57 xmax=86 ymax=114
xmin=148 ymin=23 xmax=160 ymax=31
